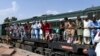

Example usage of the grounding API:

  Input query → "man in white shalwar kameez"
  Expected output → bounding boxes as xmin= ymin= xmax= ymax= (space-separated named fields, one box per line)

xmin=94 ymin=31 xmax=100 ymax=56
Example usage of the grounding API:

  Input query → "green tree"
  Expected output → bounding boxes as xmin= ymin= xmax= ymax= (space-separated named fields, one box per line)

xmin=4 ymin=17 xmax=10 ymax=23
xmin=11 ymin=17 xmax=17 ymax=22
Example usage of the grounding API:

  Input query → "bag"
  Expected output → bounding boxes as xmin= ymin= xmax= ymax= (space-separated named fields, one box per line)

xmin=94 ymin=31 xmax=100 ymax=43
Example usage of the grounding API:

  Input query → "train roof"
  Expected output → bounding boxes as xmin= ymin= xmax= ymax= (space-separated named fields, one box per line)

xmin=7 ymin=6 xmax=100 ymax=24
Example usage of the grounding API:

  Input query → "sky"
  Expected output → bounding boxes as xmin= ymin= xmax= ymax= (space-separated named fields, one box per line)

xmin=0 ymin=0 xmax=100 ymax=24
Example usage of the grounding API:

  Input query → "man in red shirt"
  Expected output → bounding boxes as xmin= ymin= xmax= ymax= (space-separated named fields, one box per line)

xmin=24 ymin=22 xmax=31 ymax=38
xmin=42 ymin=21 xmax=51 ymax=40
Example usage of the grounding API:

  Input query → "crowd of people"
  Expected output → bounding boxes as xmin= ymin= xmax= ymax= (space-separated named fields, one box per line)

xmin=5 ymin=20 xmax=53 ymax=41
xmin=59 ymin=17 xmax=100 ymax=56
xmin=59 ymin=17 xmax=100 ymax=45
xmin=4 ymin=16 xmax=100 ymax=56
xmin=5 ymin=16 xmax=100 ymax=45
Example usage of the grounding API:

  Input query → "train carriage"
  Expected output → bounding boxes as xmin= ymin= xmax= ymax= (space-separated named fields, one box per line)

xmin=0 ymin=6 xmax=100 ymax=56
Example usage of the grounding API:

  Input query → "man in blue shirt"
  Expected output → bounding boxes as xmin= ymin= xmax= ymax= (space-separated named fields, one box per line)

xmin=89 ymin=17 xmax=100 ymax=45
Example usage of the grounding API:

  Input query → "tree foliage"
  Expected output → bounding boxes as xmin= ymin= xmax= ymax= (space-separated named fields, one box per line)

xmin=4 ymin=17 xmax=17 ymax=23
xmin=4 ymin=17 xmax=10 ymax=23
xmin=11 ymin=17 xmax=17 ymax=22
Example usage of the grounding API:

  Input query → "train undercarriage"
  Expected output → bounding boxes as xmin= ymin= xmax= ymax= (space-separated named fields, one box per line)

xmin=0 ymin=36 xmax=89 ymax=56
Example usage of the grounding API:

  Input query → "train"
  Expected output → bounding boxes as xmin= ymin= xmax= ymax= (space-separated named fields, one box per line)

xmin=0 ymin=6 xmax=100 ymax=56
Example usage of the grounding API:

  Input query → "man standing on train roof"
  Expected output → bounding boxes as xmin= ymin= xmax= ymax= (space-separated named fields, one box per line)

xmin=64 ymin=19 xmax=75 ymax=43
xmin=84 ymin=16 xmax=100 ymax=56
xmin=89 ymin=17 xmax=100 ymax=45
xmin=37 ymin=21 xmax=42 ymax=39
xmin=31 ymin=21 xmax=36 ymax=39
xmin=34 ymin=21 xmax=38 ymax=39
xmin=92 ymin=16 xmax=100 ymax=56
xmin=13 ymin=23 xmax=19 ymax=38
xmin=19 ymin=23 xmax=25 ymax=42
xmin=24 ymin=22 xmax=31 ymax=38
xmin=83 ymin=17 xmax=91 ymax=44
xmin=75 ymin=16 xmax=83 ymax=44
xmin=63 ymin=17 xmax=68 ymax=41
xmin=94 ymin=30 xmax=100 ymax=56
xmin=11 ymin=24 xmax=14 ymax=37
xmin=42 ymin=20 xmax=51 ymax=40
xmin=9 ymin=24 xmax=14 ymax=37
xmin=93 ymin=31 xmax=100 ymax=56
xmin=39 ymin=21 xmax=43 ymax=39
xmin=59 ymin=21 xmax=64 ymax=41
xmin=34 ymin=21 xmax=42 ymax=39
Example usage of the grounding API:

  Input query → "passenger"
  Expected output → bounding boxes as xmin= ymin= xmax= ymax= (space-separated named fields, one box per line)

xmin=11 ymin=24 xmax=14 ymax=37
xmin=31 ymin=21 xmax=36 ymax=39
xmin=35 ymin=21 xmax=40 ymax=39
xmin=63 ymin=17 xmax=68 ymax=41
xmin=9 ymin=24 xmax=13 ymax=37
xmin=75 ymin=17 xmax=83 ymax=44
xmin=17 ymin=24 xmax=20 ymax=38
xmin=13 ymin=23 xmax=19 ymax=38
xmin=19 ymin=24 xmax=25 ymax=41
xmin=24 ymin=22 xmax=31 ymax=38
xmin=39 ymin=21 xmax=43 ymax=39
xmin=5 ymin=24 xmax=10 ymax=36
xmin=89 ymin=17 xmax=99 ymax=45
xmin=71 ymin=20 xmax=76 ymax=44
xmin=94 ymin=31 xmax=100 ymax=56
xmin=16 ymin=24 xmax=19 ymax=38
xmin=59 ymin=21 xmax=64 ymax=41
xmin=41 ymin=21 xmax=45 ymax=39
xmin=36 ymin=21 xmax=43 ymax=39
xmin=83 ymin=18 xmax=91 ymax=44
xmin=51 ymin=28 xmax=56 ymax=41
xmin=42 ymin=20 xmax=51 ymax=41
xmin=42 ymin=21 xmax=45 ymax=39
xmin=65 ymin=19 xmax=75 ymax=43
